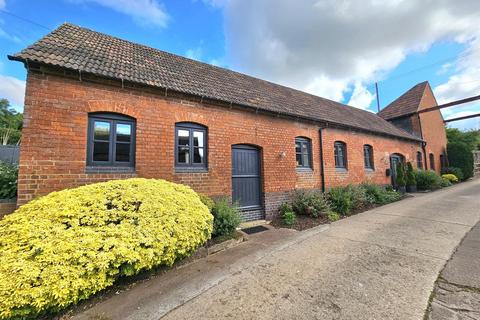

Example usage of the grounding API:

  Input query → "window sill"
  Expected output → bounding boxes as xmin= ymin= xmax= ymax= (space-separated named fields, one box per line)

xmin=364 ymin=168 xmax=375 ymax=173
xmin=85 ymin=166 xmax=136 ymax=174
xmin=175 ymin=167 xmax=209 ymax=173
xmin=296 ymin=167 xmax=313 ymax=173
xmin=239 ymin=205 xmax=263 ymax=212
xmin=335 ymin=167 xmax=348 ymax=173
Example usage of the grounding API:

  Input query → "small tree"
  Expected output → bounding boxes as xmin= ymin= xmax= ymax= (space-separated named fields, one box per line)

xmin=447 ymin=142 xmax=474 ymax=180
xmin=396 ymin=162 xmax=406 ymax=187
xmin=406 ymin=162 xmax=416 ymax=186
xmin=0 ymin=99 xmax=23 ymax=145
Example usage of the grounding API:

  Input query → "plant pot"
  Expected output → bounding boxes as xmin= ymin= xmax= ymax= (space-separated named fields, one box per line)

xmin=406 ymin=185 xmax=417 ymax=193
xmin=397 ymin=185 xmax=406 ymax=194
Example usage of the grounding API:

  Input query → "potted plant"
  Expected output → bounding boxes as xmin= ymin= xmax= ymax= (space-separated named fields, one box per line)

xmin=406 ymin=162 xmax=417 ymax=193
xmin=396 ymin=162 xmax=406 ymax=193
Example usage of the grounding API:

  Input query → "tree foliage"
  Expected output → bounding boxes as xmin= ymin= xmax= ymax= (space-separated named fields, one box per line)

xmin=447 ymin=142 xmax=474 ymax=180
xmin=0 ymin=99 xmax=23 ymax=145
xmin=446 ymin=127 xmax=480 ymax=151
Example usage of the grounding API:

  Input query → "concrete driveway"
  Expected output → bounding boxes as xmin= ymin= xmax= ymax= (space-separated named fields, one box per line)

xmin=74 ymin=179 xmax=480 ymax=320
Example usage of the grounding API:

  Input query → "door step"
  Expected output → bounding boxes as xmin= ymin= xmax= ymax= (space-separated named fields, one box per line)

xmin=241 ymin=225 xmax=270 ymax=235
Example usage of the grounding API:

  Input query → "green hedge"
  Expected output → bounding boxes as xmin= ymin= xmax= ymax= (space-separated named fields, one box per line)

xmin=415 ymin=170 xmax=443 ymax=190
xmin=447 ymin=142 xmax=474 ymax=180
xmin=0 ymin=161 xmax=18 ymax=199
xmin=211 ymin=198 xmax=241 ymax=237
xmin=326 ymin=184 xmax=401 ymax=216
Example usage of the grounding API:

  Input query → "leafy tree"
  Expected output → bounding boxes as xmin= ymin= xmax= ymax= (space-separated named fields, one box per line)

xmin=446 ymin=127 xmax=480 ymax=151
xmin=447 ymin=142 xmax=474 ymax=180
xmin=0 ymin=99 xmax=23 ymax=145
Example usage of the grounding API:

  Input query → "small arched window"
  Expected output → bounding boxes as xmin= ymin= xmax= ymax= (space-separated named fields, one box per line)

xmin=87 ymin=113 xmax=136 ymax=167
xmin=363 ymin=144 xmax=374 ymax=170
xmin=416 ymin=151 xmax=423 ymax=170
xmin=334 ymin=141 xmax=347 ymax=169
xmin=295 ymin=137 xmax=312 ymax=168
xmin=429 ymin=153 xmax=435 ymax=171
xmin=440 ymin=154 xmax=446 ymax=170
xmin=175 ymin=122 xmax=207 ymax=169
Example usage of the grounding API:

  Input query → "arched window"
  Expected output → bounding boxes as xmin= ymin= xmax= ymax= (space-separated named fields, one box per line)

xmin=334 ymin=141 xmax=347 ymax=169
xmin=363 ymin=144 xmax=374 ymax=170
xmin=87 ymin=113 xmax=136 ymax=167
xmin=175 ymin=122 xmax=207 ymax=169
xmin=429 ymin=153 xmax=435 ymax=171
xmin=416 ymin=151 xmax=423 ymax=170
xmin=295 ymin=137 xmax=312 ymax=168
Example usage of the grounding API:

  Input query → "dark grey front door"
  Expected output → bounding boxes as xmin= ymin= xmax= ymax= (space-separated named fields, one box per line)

xmin=232 ymin=145 xmax=262 ymax=209
xmin=390 ymin=154 xmax=403 ymax=186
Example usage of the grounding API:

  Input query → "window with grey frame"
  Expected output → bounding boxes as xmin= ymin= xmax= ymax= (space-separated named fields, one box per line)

xmin=363 ymin=144 xmax=374 ymax=170
xmin=175 ymin=122 xmax=207 ymax=169
xmin=429 ymin=153 xmax=435 ymax=170
xmin=295 ymin=137 xmax=312 ymax=169
xmin=87 ymin=113 xmax=136 ymax=167
xmin=334 ymin=141 xmax=347 ymax=169
xmin=417 ymin=151 xmax=423 ymax=169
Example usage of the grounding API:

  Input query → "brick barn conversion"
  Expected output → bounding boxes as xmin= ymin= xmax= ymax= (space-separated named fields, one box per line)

xmin=9 ymin=23 xmax=447 ymax=220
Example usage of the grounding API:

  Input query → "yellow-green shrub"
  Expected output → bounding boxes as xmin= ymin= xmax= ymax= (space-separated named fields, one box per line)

xmin=0 ymin=178 xmax=213 ymax=319
xmin=441 ymin=174 xmax=458 ymax=183
xmin=198 ymin=193 xmax=215 ymax=212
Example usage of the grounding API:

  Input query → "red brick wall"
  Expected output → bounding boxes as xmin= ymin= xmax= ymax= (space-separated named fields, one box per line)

xmin=19 ymin=71 xmax=423 ymax=218
xmin=322 ymin=128 xmax=422 ymax=187
xmin=19 ymin=72 xmax=322 ymax=206
xmin=418 ymin=85 xmax=447 ymax=174
xmin=0 ymin=201 xmax=16 ymax=218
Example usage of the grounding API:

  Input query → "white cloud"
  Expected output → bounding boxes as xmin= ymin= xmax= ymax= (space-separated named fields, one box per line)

xmin=433 ymin=34 xmax=480 ymax=130
xmin=434 ymin=37 xmax=480 ymax=104
xmin=445 ymin=110 xmax=480 ymax=131
xmin=185 ymin=47 xmax=203 ymax=61
xmin=74 ymin=0 xmax=169 ymax=28
xmin=209 ymin=58 xmax=224 ymax=67
xmin=304 ymin=75 xmax=347 ymax=102
xmin=0 ymin=75 xmax=26 ymax=111
xmin=347 ymin=83 xmax=376 ymax=111
xmin=207 ymin=0 xmax=480 ymax=110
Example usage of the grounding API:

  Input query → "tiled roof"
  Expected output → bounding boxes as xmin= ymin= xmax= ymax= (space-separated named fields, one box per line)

xmin=378 ymin=82 xmax=428 ymax=120
xmin=9 ymin=23 xmax=421 ymax=141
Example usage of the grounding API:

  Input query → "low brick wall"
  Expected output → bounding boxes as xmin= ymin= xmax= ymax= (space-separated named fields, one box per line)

xmin=0 ymin=200 xmax=16 ymax=218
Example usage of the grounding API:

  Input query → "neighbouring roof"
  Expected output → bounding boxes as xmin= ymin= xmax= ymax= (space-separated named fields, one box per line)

xmin=9 ymin=23 xmax=421 ymax=142
xmin=378 ymin=81 xmax=429 ymax=120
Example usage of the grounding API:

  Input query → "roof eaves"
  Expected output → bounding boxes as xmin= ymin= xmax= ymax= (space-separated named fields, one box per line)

xmin=8 ymin=44 xmax=423 ymax=143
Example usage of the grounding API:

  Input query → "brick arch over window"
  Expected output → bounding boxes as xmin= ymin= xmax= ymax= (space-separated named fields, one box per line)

xmin=87 ymin=112 xmax=136 ymax=168
xmin=334 ymin=141 xmax=347 ymax=169
xmin=175 ymin=122 xmax=208 ymax=170
xmin=86 ymin=101 xmax=140 ymax=120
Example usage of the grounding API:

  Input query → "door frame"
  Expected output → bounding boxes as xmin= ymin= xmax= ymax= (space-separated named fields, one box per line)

xmin=231 ymin=144 xmax=264 ymax=211
xmin=390 ymin=153 xmax=404 ymax=187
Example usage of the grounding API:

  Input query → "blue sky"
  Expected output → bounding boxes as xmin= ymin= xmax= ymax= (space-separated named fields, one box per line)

xmin=0 ymin=0 xmax=479 ymax=131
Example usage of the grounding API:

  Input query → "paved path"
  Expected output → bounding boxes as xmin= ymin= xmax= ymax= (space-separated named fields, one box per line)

xmin=427 ymin=220 xmax=480 ymax=319
xmin=74 ymin=179 xmax=480 ymax=320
